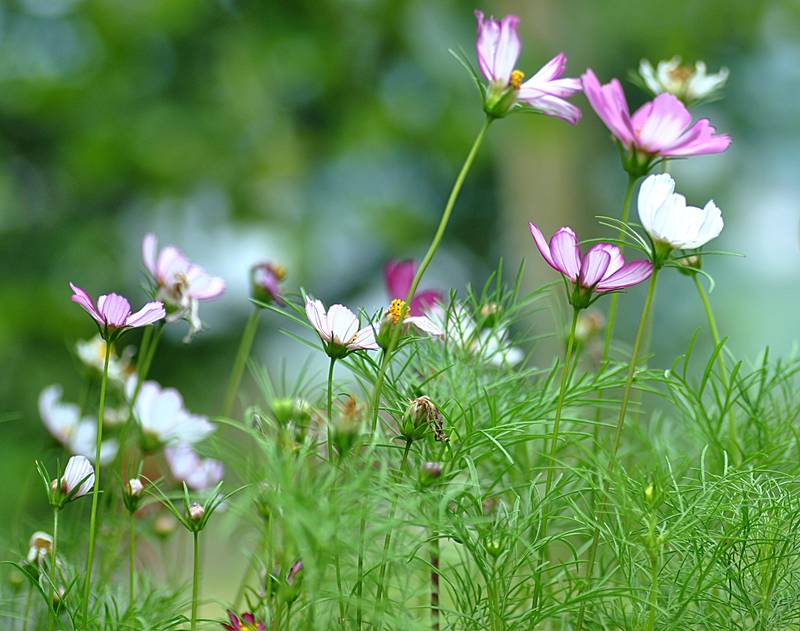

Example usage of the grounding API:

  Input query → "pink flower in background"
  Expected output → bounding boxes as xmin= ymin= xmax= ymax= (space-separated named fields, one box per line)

xmin=474 ymin=11 xmax=582 ymax=123
xmin=529 ymin=223 xmax=652 ymax=308
xmin=305 ymin=298 xmax=379 ymax=358
xmin=384 ymin=259 xmax=442 ymax=316
xmin=582 ymin=69 xmax=730 ymax=171
xmin=222 ymin=611 xmax=265 ymax=631
xmin=250 ymin=262 xmax=285 ymax=305
xmin=70 ymin=283 xmax=165 ymax=336
xmin=142 ymin=233 xmax=225 ymax=340
xmin=165 ymin=443 xmax=223 ymax=491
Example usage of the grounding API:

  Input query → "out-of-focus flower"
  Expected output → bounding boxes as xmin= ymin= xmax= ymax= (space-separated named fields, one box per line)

xmin=52 ymin=455 xmax=95 ymax=500
xmin=332 ymin=395 xmax=364 ymax=455
xmin=26 ymin=531 xmax=53 ymax=565
xmin=131 ymin=381 xmax=215 ymax=451
xmin=70 ymin=283 xmax=165 ymax=338
xmin=639 ymin=57 xmax=729 ymax=104
xmin=575 ymin=310 xmax=605 ymax=345
xmin=384 ymin=259 xmax=442 ymax=316
xmin=474 ymin=11 xmax=582 ymax=122
xmin=165 ymin=443 xmax=224 ymax=491
xmin=153 ymin=513 xmax=178 ymax=538
xmin=250 ymin=262 xmax=285 ymax=305
xmin=287 ymin=559 xmax=303 ymax=585
xmin=38 ymin=385 xmax=118 ymax=464
xmin=582 ymin=69 xmax=731 ymax=176
xmin=142 ymin=233 xmax=225 ymax=341
xmin=222 ymin=611 xmax=265 ymax=631
xmin=529 ymin=223 xmax=653 ymax=309
xmin=638 ymin=174 xmax=724 ymax=257
xmin=304 ymin=298 xmax=379 ymax=358
xmin=420 ymin=461 xmax=443 ymax=485
xmin=75 ymin=335 xmax=135 ymax=385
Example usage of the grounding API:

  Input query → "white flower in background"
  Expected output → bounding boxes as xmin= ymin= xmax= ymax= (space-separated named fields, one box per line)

xmin=478 ymin=329 xmax=524 ymax=366
xmin=26 ymin=531 xmax=53 ymax=565
xmin=75 ymin=335 xmax=135 ymax=385
xmin=165 ymin=443 xmax=224 ymax=491
xmin=638 ymin=174 xmax=724 ymax=250
xmin=54 ymin=455 xmax=95 ymax=499
xmin=131 ymin=380 xmax=215 ymax=450
xmin=639 ymin=56 xmax=729 ymax=104
xmin=38 ymin=385 xmax=118 ymax=464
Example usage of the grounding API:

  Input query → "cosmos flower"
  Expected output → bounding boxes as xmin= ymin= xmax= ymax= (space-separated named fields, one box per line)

xmin=142 ymin=233 xmax=225 ymax=341
xmin=26 ymin=531 xmax=53 ymax=565
xmin=639 ymin=56 xmax=729 ymax=104
xmin=384 ymin=259 xmax=442 ymax=316
xmin=529 ymin=223 xmax=653 ymax=308
xmin=54 ymin=455 xmax=95 ymax=500
xmin=75 ymin=335 xmax=135 ymax=385
xmin=637 ymin=173 xmax=724 ymax=253
xmin=38 ymin=385 xmax=118 ymax=464
xmin=165 ymin=443 xmax=224 ymax=491
xmin=70 ymin=283 xmax=165 ymax=338
xmin=130 ymin=380 xmax=215 ymax=451
xmin=304 ymin=298 xmax=379 ymax=358
xmin=474 ymin=11 xmax=582 ymax=122
xmin=582 ymin=69 xmax=731 ymax=175
xmin=222 ymin=611 xmax=265 ymax=631
xmin=251 ymin=262 xmax=285 ymax=305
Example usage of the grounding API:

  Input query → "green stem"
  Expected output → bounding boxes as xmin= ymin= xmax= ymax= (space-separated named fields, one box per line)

xmin=430 ymin=532 xmax=440 ymax=631
xmin=355 ymin=514 xmax=367 ymax=629
xmin=532 ymin=308 xmax=579 ymax=609
xmin=191 ymin=531 xmax=200 ymax=631
xmin=129 ymin=512 xmax=135 ymax=609
xmin=327 ymin=357 xmax=336 ymax=462
xmin=81 ymin=339 xmax=111 ymax=623
xmin=48 ymin=508 xmax=59 ymax=631
xmin=646 ymin=535 xmax=659 ymax=630
xmin=369 ymin=117 xmax=493 ymax=431
xmin=693 ymin=274 xmax=739 ymax=464
xmin=576 ymin=269 xmax=660 ymax=631
xmin=223 ymin=307 xmax=262 ymax=417
xmin=22 ymin=583 xmax=33 ymax=631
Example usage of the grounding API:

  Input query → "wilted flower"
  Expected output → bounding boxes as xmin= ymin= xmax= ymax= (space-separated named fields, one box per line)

xmin=474 ymin=11 xmax=582 ymax=122
xmin=529 ymin=223 xmax=653 ymax=309
xmin=222 ymin=611 xmax=265 ymax=631
xmin=75 ymin=335 xmax=135 ymax=385
xmin=639 ymin=57 xmax=729 ymax=104
xmin=638 ymin=174 xmax=724 ymax=260
xmin=131 ymin=381 xmax=215 ymax=451
xmin=38 ymin=385 xmax=118 ymax=464
xmin=188 ymin=502 xmax=205 ymax=521
xmin=142 ymin=233 xmax=225 ymax=341
xmin=250 ymin=262 xmax=285 ymax=305
xmin=400 ymin=396 xmax=447 ymax=442
xmin=384 ymin=259 xmax=442 ymax=316
xmin=304 ymin=298 xmax=379 ymax=358
xmin=582 ymin=69 xmax=731 ymax=175
xmin=165 ymin=443 xmax=224 ymax=491
xmin=52 ymin=455 xmax=95 ymax=500
xmin=70 ymin=283 xmax=165 ymax=339
xmin=26 ymin=531 xmax=53 ymax=565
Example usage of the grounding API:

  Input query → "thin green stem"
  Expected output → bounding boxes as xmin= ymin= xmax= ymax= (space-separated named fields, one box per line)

xmin=327 ymin=357 xmax=336 ymax=462
xmin=355 ymin=514 xmax=366 ymax=629
xmin=191 ymin=531 xmax=200 ymax=631
xmin=129 ymin=512 xmax=135 ymax=609
xmin=369 ymin=117 xmax=492 ymax=431
xmin=532 ymin=308 xmax=580 ymax=609
xmin=81 ymin=339 xmax=111 ymax=623
xmin=224 ymin=307 xmax=262 ymax=417
xmin=576 ymin=269 xmax=660 ymax=631
xmin=21 ymin=583 xmax=33 ymax=631
xmin=693 ymin=274 xmax=739 ymax=464
xmin=646 ymin=537 xmax=659 ymax=630
xmin=47 ymin=508 xmax=59 ymax=631
xmin=430 ymin=532 xmax=440 ymax=631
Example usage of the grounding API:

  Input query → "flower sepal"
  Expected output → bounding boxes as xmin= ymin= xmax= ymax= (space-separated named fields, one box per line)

xmin=484 ymin=84 xmax=518 ymax=119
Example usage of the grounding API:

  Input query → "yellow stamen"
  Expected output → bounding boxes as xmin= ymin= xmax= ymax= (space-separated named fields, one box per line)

xmin=668 ymin=65 xmax=693 ymax=83
xmin=270 ymin=263 xmax=287 ymax=281
xmin=509 ymin=69 xmax=525 ymax=89
xmin=387 ymin=299 xmax=409 ymax=325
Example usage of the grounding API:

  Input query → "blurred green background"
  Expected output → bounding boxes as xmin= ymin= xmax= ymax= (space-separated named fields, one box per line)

xmin=1 ymin=0 xmax=799 ymax=605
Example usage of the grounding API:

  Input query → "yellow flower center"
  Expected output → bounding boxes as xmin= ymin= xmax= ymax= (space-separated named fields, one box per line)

xmin=509 ymin=69 xmax=525 ymax=89
xmin=668 ymin=65 xmax=693 ymax=83
xmin=388 ymin=299 xmax=409 ymax=325
xmin=270 ymin=263 xmax=287 ymax=281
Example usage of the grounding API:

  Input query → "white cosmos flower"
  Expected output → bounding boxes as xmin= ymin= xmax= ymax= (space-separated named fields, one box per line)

xmin=639 ymin=56 xmax=729 ymax=103
xmin=27 ymin=531 xmax=53 ymax=564
xmin=75 ymin=335 xmax=134 ymax=384
xmin=131 ymin=380 xmax=215 ymax=449
xmin=38 ymin=385 xmax=118 ymax=464
xmin=57 ymin=455 xmax=95 ymax=499
xmin=638 ymin=174 xmax=724 ymax=250
xmin=305 ymin=298 xmax=379 ymax=358
xmin=165 ymin=443 xmax=224 ymax=491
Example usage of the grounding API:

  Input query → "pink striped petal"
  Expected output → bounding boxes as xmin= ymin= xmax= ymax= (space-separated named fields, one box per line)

xmin=97 ymin=293 xmax=132 ymax=327
xmin=69 ymin=283 xmax=103 ymax=324
xmin=125 ymin=301 xmax=166 ymax=328
xmin=595 ymin=259 xmax=653 ymax=292
xmin=549 ymin=228 xmax=581 ymax=280
xmin=142 ymin=233 xmax=158 ymax=277
xmin=384 ymin=259 xmax=415 ymax=299
xmin=582 ymin=70 xmax=635 ymax=146
xmin=579 ymin=246 xmax=611 ymax=288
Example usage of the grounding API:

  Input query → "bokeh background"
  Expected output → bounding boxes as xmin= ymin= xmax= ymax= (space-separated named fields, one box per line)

xmin=1 ymin=0 xmax=799 ymax=607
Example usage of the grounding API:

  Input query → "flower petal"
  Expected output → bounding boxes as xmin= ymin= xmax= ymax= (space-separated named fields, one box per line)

xmin=125 ymin=301 xmax=166 ymax=328
xmin=582 ymin=70 xmax=635 ymax=145
xmin=97 ymin=293 xmax=132 ymax=327
xmin=549 ymin=227 xmax=581 ymax=280
xmin=638 ymin=173 xmax=676 ymax=234
xmin=595 ymin=259 xmax=653 ymax=292
xmin=384 ymin=259 xmax=415 ymax=300
xmin=405 ymin=315 xmax=443 ymax=337
xmin=579 ymin=246 xmax=611 ymax=288
xmin=305 ymin=298 xmax=329 ymax=339
xmin=326 ymin=304 xmax=359 ymax=345
xmin=529 ymin=222 xmax=556 ymax=270
xmin=633 ymin=93 xmax=692 ymax=153
xmin=142 ymin=233 xmax=158 ymax=277
xmin=70 ymin=283 xmax=103 ymax=324
xmin=348 ymin=325 xmax=379 ymax=351
xmin=409 ymin=290 xmax=442 ymax=316
xmin=474 ymin=11 xmax=520 ymax=85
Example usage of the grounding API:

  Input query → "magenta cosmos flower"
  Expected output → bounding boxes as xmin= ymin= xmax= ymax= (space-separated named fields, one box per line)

xmin=71 ymin=283 xmax=165 ymax=338
xmin=582 ymin=69 xmax=731 ymax=175
xmin=529 ymin=223 xmax=652 ymax=309
xmin=384 ymin=259 xmax=442 ymax=316
xmin=305 ymin=298 xmax=379 ymax=359
xmin=475 ymin=11 xmax=581 ymax=123
xmin=142 ymin=234 xmax=225 ymax=340
xmin=222 ymin=611 xmax=265 ymax=631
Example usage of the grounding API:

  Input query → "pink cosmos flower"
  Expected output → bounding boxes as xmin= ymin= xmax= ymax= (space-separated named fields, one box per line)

xmin=529 ymin=223 xmax=652 ymax=308
xmin=475 ymin=11 xmax=582 ymax=123
xmin=582 ymin=69 xmax=731 ymax=172
xmin=142 ymin=234 xmax=225 ymax=340
xmin=70 ymin=283 xmax=165 ymax=336
xmin=384 ymin=259 xmax=442 ymax=317
xmin=222 ymin=611 xmax=265 ymax=631
xmin=305 ymin=298 xmax=379 ymax=358
xmin=250 ymin=262 xmax=285 ymax=305
xmin=165 ymin=443 xmax=224 ymax=491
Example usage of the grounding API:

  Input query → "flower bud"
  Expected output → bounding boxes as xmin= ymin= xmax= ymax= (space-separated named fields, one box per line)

xmin=399 ymin=396 xmax=447 ymax=443
xmin=251 ymin=262 xmax=285 ymax=305
xmin=333 ymin=395 xmax=363 ymax=456
xmin=644 ymin=483 xmax=655 ymax=504
xmin=125 ymin=478 xmax=144 ymax=498
xmin=479 ymin=303 xmax=500 ymax=328
xmin=484 ymin=537 xmax=503 ymax=558
xmin=272 ymin=397 xmax=313 ymax=427
xmin=677 ymin=254 xmax=702 ymax=277
xmin=188 ymin=502 xmax=205 ymax=522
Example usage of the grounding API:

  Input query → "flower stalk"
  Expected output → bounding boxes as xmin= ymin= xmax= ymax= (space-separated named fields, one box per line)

xmin=191 ymin=531 xmax=200 ymax=631
xmin=223 ymin=307 xmax=262 ymax=417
